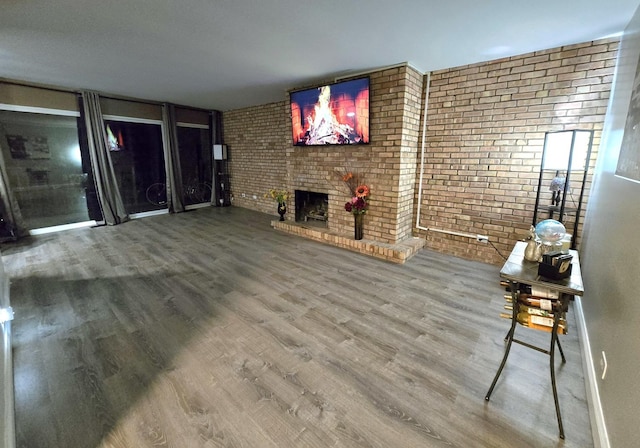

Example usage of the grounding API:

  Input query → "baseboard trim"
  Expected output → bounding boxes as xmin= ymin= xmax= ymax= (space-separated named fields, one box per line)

xmin=574 ymin=297 xmax=610 ymax=448
xmin=1 ymin=319 xmax=15 ymax=448
xmin=29 ymin=220 xmax=97 ymax=235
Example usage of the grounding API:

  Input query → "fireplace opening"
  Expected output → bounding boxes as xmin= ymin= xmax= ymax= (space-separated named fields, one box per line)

xmin=295 ymin=190 xmax=328 ymax=225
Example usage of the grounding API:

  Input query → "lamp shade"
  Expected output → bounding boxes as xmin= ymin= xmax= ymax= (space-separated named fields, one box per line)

xmin=213 ymin=144 xmax=227 ymax=160
xmin=542 ymin=130 xmax=590 ymax=171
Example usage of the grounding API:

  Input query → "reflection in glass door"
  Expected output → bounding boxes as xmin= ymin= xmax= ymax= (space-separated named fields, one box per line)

xmin=177 ymin=125 xmax=212 ymax=206
xmin=0 ymin=110 xmax=98 ymax=230
xmin=104 ymin=119 xmax=165 ymax=214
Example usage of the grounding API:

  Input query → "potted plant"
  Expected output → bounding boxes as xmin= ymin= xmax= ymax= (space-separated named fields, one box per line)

xmin=265 ymin=189 xmax=289 ymax=221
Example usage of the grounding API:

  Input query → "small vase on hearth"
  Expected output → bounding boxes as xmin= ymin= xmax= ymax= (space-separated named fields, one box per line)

xmin=277 ymin=202 xmax=286 ymax=221
xmin=354 ymin=213 xmax=364 ymax=240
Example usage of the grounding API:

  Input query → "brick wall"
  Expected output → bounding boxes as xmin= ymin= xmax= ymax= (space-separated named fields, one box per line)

xmin=397 ymin=66 xmax=423 ymax=241
xmin=418 ymin=38 xmax=618 ymax=265
xmin=223 ymin=38 xmax=619 ymax=265
xmin=223 ymin=102 xmax=290 ymax=211
xmin=223 ymin=64 xmax=423 ymax=245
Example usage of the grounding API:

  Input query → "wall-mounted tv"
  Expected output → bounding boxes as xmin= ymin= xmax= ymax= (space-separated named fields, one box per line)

xmin=290 ymin=77 xmax=369 ymax=146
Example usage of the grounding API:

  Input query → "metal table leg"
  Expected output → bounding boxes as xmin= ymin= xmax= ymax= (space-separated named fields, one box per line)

xmin=550 ymin=298 xmax=568 ymax=439
xmin=486 ymin=281 xmax=518 ymax=401
xmin=487 ymin=285 xmax=569 ymax=440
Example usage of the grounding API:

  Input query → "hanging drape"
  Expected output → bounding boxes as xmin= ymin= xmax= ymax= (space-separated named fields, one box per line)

xmin=161 ymin=104 xmax=184 ymax=213
xmin=81 ymin=91 xmax=129 ymax=225
xmin=0 ymin=142 xmax=27 ymax=240
xmin=210 ymin=110 xmax=222 ymax=206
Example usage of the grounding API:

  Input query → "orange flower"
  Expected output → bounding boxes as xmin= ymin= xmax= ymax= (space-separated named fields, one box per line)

xmin=355 ymin=184 xmax=369 ymax=198
xmin=342 ymin=172 xmax=353 ymax=182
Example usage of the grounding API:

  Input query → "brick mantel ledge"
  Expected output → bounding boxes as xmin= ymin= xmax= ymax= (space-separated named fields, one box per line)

xmin=271 ymin=220 xmax=425 ymax=263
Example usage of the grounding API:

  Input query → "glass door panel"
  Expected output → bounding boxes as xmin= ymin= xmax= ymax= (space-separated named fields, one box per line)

xmin=0 ymin=111 xmax=94 ymax=229
xmin=177 ymin=126 xmax=211 ymax=205
xmin=104 ymin=120 xmax=165 ymax=214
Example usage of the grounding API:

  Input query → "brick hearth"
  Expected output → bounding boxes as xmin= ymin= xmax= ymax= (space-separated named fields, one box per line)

xmin=271 ymin=220 xmax=425 ymax=263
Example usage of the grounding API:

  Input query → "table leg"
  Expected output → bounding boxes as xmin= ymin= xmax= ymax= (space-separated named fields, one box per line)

xmin=486 ymin=281 xmax=518 ymax=401
xmin=556 ymin=336 xmax=566 ymax=363
xmin=550 ymin=313 xmax=565 ymax=439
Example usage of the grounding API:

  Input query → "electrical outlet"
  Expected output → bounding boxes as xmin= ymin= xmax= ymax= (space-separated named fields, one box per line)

xmin=476 ymin=235 xmax=489 ymax=243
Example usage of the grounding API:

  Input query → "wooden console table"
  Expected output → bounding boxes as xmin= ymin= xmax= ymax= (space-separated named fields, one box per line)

xmin=485 ymin=241 xmax=584 ymax=439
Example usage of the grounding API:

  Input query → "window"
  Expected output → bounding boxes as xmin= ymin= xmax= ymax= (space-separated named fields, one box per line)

xmin=0 ymin=110 xmax=98 ymax=229
xmin=177 ymin=125 xmax=212 ymax=205
xmin=104 ymin=119 xmax=165 ymax=214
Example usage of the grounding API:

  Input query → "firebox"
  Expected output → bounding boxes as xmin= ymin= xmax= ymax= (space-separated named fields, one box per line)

xmin=295 ymin=190 xmax=328 ymax=225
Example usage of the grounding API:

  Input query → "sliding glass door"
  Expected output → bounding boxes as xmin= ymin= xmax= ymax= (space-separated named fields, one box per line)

xmin=103 ymin=119 xmax=165 ymax=214
xmin=0 ymin=91 xmax=216 ymax=231
xmin=0 ymin=110 xmax=99 ymax=229
xmin=177 ymin=125 xmax=212 ymax=206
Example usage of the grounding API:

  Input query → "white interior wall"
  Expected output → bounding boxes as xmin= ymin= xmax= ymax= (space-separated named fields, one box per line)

xmin=580 ymin=4 xmax=640 ymax=447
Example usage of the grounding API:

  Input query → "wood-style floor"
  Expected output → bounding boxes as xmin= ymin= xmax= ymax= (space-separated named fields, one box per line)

xmin=2 ymin=207 xmax=593 ymax=448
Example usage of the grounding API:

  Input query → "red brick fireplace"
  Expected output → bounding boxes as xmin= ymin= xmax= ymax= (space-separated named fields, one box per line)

xmin=264 ymin=65 xmax=427 ymax=263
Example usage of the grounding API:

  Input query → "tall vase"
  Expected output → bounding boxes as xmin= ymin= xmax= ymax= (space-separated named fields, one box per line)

xmin=277 ymin=202 xmax=286 ymax=221
xmin=354 ymin=213 xmax=364 ymax=240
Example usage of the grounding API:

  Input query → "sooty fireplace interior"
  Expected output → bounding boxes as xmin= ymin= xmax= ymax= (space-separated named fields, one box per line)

xmin=295 ymin=190 xmax=328 ymax=224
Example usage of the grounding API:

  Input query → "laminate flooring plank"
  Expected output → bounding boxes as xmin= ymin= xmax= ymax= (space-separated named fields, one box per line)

xmin=1 ymin=207 xmax=593 ymax=447
xmin=262 ymin=314 xmax=456 ymax=445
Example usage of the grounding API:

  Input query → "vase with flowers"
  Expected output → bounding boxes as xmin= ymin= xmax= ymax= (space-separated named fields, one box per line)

xmin=265 ymin=188 xmax=289 ymax=221
xmin=340 ymin=171 xmax=370 ymax=240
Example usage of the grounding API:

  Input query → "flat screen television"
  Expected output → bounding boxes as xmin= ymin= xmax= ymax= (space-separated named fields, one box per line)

xmin=290 ymin=77 xmax=369 ymax=146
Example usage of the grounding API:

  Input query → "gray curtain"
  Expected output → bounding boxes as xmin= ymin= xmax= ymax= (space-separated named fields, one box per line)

xmin=211 ymin=110 xmax=222 ymax=206
xmin=81 ymin=91 xmax=129 ymax=225
xmin=161 ymin=103 xmax=184 ymax=213
xmin=0 ymin=143 xmax=27 ymax=239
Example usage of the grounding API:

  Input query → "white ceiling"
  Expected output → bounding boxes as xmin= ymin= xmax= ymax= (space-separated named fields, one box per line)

xmin=1 ymin=0 xmax=638 ymax=111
